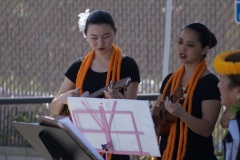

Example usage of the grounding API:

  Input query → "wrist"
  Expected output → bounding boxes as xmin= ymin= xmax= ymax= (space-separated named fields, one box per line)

xmin=59 ymin=94 xmax=67 ymax=105
xmin=178 ymin=108 xmax=187 ymax=120
xmin=117 ymin=92 xmax=124 ymax=99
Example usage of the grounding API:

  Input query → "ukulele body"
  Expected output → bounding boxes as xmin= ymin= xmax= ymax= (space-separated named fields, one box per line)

xmin=152 ymin=86 xmax=184 ymax=136
xmin=152 ymin=101 xmax=175 ymax=136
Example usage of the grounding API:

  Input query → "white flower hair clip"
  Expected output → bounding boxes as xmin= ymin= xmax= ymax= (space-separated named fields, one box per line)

xmin=78 ymin=9 xmax=90 ymax=38
xmin=194 ymin=20 xmax=201 ymax=23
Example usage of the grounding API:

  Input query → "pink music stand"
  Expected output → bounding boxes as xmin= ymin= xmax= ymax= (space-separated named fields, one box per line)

xmin=68 ymin=97 xmax=160 ymax=158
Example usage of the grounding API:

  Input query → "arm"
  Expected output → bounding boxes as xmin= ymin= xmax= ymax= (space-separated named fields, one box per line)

xmin=220 ymin=107 xmax=233 ymax=129
xmin=50 ymin=77 xmax=80 ymax=115
xmin=165 ymin=98 xmax=221 ymax=137
xmin=150 ymin=93 xmax=162 ymax=113
xmin=123 ymin=81 xmax=139 ymax=99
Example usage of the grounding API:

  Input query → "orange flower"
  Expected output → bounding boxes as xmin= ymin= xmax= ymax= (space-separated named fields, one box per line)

xmin=213 ymin=50 xmax=240 ymax=75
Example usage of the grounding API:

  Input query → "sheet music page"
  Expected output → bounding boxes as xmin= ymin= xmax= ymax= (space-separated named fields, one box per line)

xmin=67 ymin=97 xmax=161 ymax=157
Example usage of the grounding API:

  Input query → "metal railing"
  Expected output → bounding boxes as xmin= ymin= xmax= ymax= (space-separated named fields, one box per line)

xmin=0 ymin=94 xmax=158 ymax=146
xmin=0 ymin=94 xmax=224 ymax=156
xmin=0 ymin=94 xmax=159 ymax=104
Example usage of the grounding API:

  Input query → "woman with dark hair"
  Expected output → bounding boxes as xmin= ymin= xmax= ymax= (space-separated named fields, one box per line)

xmin=213 ymin=50 xmax=240 ymax=160
xmin=153 ymin=23 xmax=221 ymax=159
xmin=50 ymin=9 xmax=140 ymax=160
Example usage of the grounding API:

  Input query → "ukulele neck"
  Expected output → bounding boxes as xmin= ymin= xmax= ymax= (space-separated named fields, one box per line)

xmin=88 ymin=86 xmax=108 ymax=98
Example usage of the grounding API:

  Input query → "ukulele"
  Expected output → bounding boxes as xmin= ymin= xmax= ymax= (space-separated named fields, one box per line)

xmin=152 ymin=86 xmax=184 ymax=136
xmin=59 ymin=77 xmax=132 ymax=116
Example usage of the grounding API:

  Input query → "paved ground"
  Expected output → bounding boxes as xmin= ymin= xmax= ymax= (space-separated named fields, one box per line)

xmin=0 ymin=147 xmax=45 ymax=160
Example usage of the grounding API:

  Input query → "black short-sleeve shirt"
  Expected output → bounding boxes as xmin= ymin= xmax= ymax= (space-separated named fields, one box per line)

xmin=65 ymin=56 xmax=140 ymax=94
xmin=159 ymin=73 xmax=221 ymax=159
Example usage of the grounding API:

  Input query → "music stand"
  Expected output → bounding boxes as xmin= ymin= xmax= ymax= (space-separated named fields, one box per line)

xmin=12 ymin=116 xmax=104 ymax=160
xmin=67 ymin=97 xmax=161 ymax=157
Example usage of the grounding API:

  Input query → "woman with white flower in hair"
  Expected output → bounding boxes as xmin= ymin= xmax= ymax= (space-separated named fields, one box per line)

xmin=50 ymin=9 xmax=140 ymax=160
xmin=213 ymin=50 xmax=240 ymax=160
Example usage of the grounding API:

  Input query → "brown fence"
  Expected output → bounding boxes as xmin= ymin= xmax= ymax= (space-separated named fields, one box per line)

xmin=1 ymin=0 xmax=239 ymax=96
xmin=0 ymin=103 xmax=51 ymax=147
xmin=1 ymin=0 xmax=239 ymax=157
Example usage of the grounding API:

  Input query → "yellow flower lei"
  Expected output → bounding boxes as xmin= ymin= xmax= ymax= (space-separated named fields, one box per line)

xmin=213 ymin=50 xmax=240 ymax=75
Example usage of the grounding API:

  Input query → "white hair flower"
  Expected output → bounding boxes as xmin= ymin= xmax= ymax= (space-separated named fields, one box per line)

xmin=194 ymin=20 xmax=201 ymax=23
xmin=78 ymin=9 xmax=90 ymax=38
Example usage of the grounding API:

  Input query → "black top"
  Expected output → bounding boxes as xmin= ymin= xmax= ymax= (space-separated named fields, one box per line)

xmin=65 ymin=56 xmax=140 ymax=95
xmin=65 ymin=56 xmax=140 ymax=160
xmin=159 ymin=73 xmax=221 ymax=160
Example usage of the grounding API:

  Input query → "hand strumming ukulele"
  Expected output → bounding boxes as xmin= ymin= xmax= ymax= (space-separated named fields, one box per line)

xmin=152 ymin=86 xmax=184 ymax=136
xmin=59 ymin=77 xmax=132 ymax=116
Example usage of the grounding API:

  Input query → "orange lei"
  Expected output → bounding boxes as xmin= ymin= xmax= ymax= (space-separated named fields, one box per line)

xmin=162 ymin=60 xmax=207 ymax=160
xmin=75 ymin=44 xmax=122 ymax=94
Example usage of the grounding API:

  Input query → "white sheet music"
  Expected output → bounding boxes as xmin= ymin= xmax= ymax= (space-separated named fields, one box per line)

xmin=67 ymin=97 xmax=160 ymax=157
